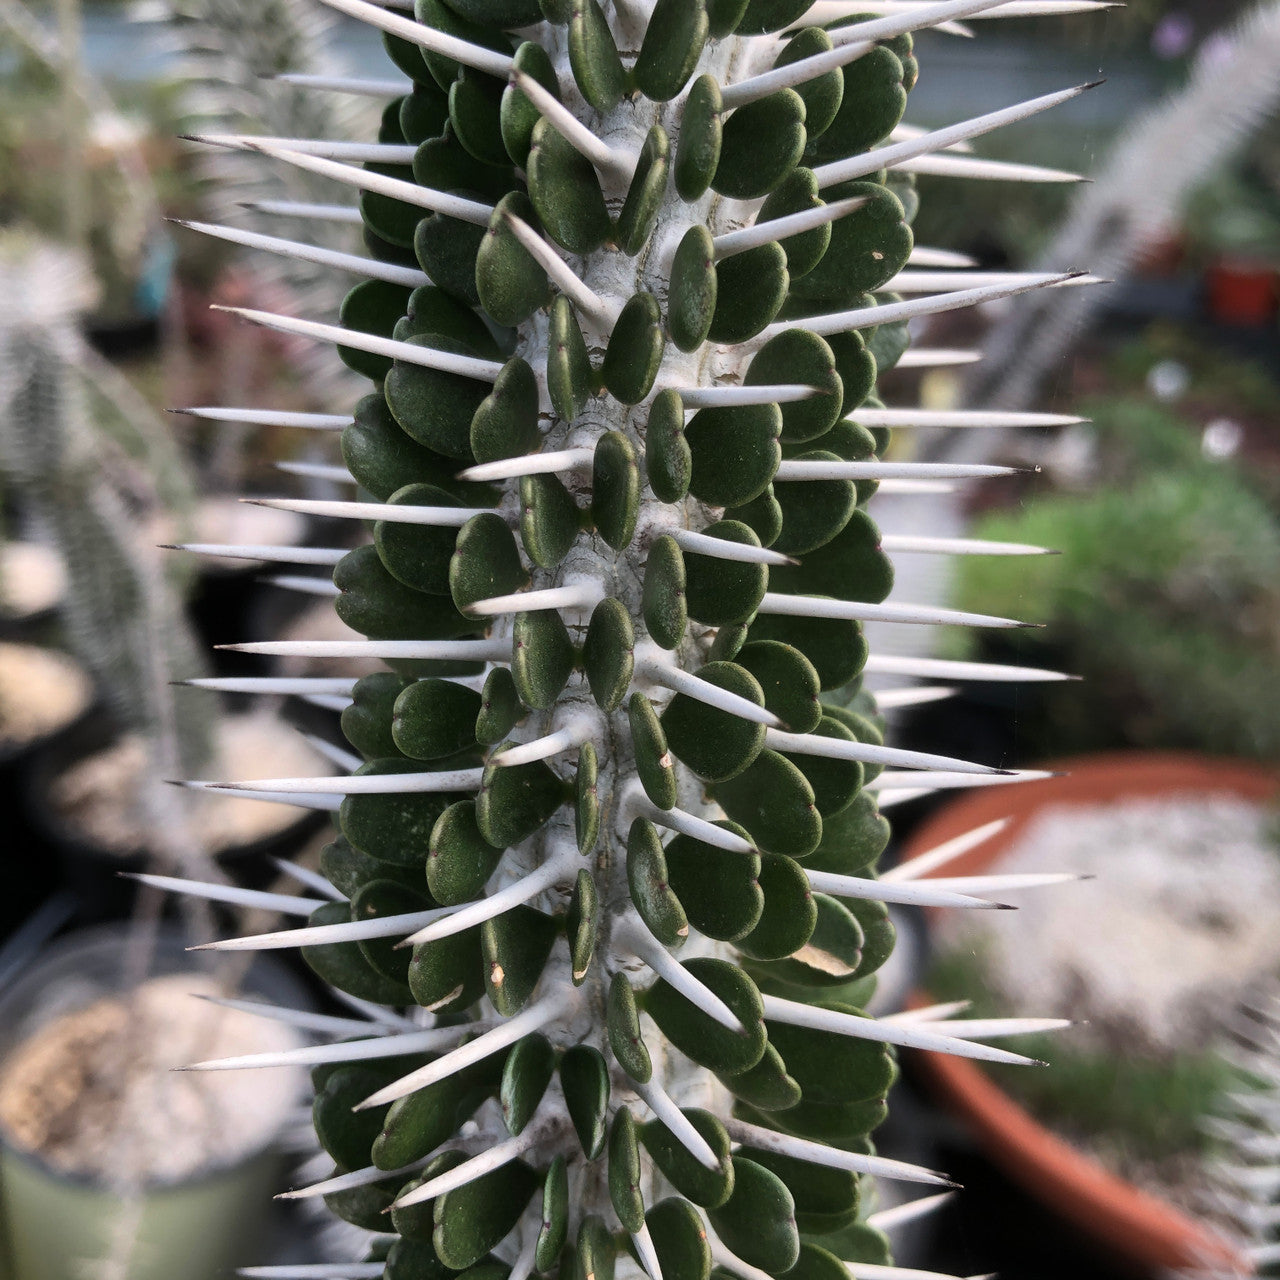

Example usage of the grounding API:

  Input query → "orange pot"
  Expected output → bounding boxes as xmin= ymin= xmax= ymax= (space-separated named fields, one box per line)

xmin=902 ymin=753 xmax=1279 ymax=1278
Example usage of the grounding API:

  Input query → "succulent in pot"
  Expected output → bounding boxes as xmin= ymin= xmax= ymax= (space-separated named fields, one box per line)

xmin=159 ymin=1 xmax=1107 ymax=1277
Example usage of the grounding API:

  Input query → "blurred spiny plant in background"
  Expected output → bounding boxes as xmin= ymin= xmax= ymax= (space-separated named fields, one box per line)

xmin=152 ymin=2 xmax=1114 ymax=1277
xmin=1181 ymin=992 xmax=1280 ymax=1280
xmin=0 ymin=233 xmax=214 ymax=782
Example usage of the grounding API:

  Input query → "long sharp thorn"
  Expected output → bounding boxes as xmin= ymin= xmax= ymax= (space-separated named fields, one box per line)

xmin=676 ymin=384 xmax=825 ymax=408
xmin=724 ymin=0 xmax=1013 ymax=107
xmin=643 ymin=660 xmax=783 ymax=727
xmin=125 ymin=872 xmax=323 ymax=916
xmin=277 ymin=1157 xmax=433 ymax=1201
xmin=803 ymin=869 xmax=1006 ymax=910
xmin=509 ymin=70 xmax=631 ymax=175
xmin=263 ymin=576 xmax=340 ymax=598
xmin=211 ymin=306 xmax=504 ymax=380
xmin=853 ymin=407 xmax=1084 ymax=428
xmin=167 ymin=543 xmax=347 ymax=566
xmin=894 ymin=349 xmax=982 ymax=369
xmin=927 ymin=871 xmax=1088 ymax=893
xmin=881 ymin=818 xmax=1016 ymax=881
xmin=179 ymin=676 xmax=357 ymax=695
xmin=636 ymin=795 xmax=756 ymax=854
xmin=188 ymin=907 xmax=459 ymax=954
xmin=457 ymin=448 xmax=594 ymax=483
xmin=399 ymin=852 xmax=578 ymax=948
xmin=275 ymin=461 xmax=355 ymax=484
xmin=671 ymin=528 xmax=796 ymax=567
xmin=216 ymin=639 xmax=510 ymax=661
xmin=171 ymin=781 xmax=341 ymax=811
xmin=882 ymin=534 xmax=1055 ymax=556
xmin=509 ymin=1229 xmax=541 ymax=1280
xmin=892 ymin=1016 xmax=1071 ymax=1039
xmin=624 ymin=923 xmax=745 ymax=1032
xmin=184 ymin=134 xmax=416 ymax=164
xmin=866 ymin=1193 xmax=956 ymax=1232
xmin=708 ymin=1234 xmax=778 ymax=1280
xmin=759 ymin=994 xmax=1046 ymax=1066
xmin=806 ymin=0 xmax=1116 ymax=19
xmin=270 ymin=857 xmax=347 ymax=900
xmin=182 ymin=1022 xmax=475 ymax=1069
xmin=300 ymin=732 xmax=362 ymax=773
xmin=864 ymin=653 xmax=1075 ymax=682
xmin=895 ymin=152 xmax=1085 ymax=182
xmin=870 ymin=768 xmax=1056 ymax=794
xmin=243 ymin=496 xmax=489 ymax=526
xmin=193 ymin=995 xmax=378 ymax=1037
xmin=171 ymin=407 xmax=352 ymax=429
xmin=502 ymin=212 xmax=614 ymax=322
xmin=840 ymin=1267 xmax=990 ymax=1280
xmin=493 ymin=724 xmax=592 ymax=769
xmin=232 ymin=141 xmax=495 ymax=226
xmin=872 ymin=686 xmax=959 ymax=710
xmin=889 ymin=1002 xmax=973 ymax=1025
xmin=892 ymin=123 xmax=974 ymax=151
xmin=308 ymin=0 xmax=514 ymax=76
xmin=764 ymin=728 xmax=1006 ymax=776
xmin=907 ymin=246 xmax=979 ymax=268
xmin=273 ymin=72 xmax=408 ymax=96
xmin=239 ymin=1266 xmax=385 ymax=1278
xmin=883 ymin=270 xmax=1100 ymax=293
xmin=713 ymin=197 xmax=869 ymax=260
xmin=354 ymin=995 xmax=572 ymax=1110
xmin=876 ymin=480 xmax=960 ymax=494
xmin=762 ymin=272 xmax=1088 ymax=340
xmin=632 ymin=1223 xmax=666 ymax=1280
xmin=758 ymin=592 xmax=1034 ymax=630
xmin=239 ymin=199 xmax=363 ymax=224
xmin=390 ymin=1129 xmax=543 ymax=1210
xmin=207 ymin=767 xmax=484 ymax=796
xmin=723 ymin=1118 xmax=957 ymax=1188
xmin=814 ymin=83 xmax=1101 ymax=188
xmin=773 ymin=461 xmax=1021 ymax=481
xmin=467 ymin=582 xmax=603 ymax=618
xmin=633 ymin=1078 xmax=721 ymax=1170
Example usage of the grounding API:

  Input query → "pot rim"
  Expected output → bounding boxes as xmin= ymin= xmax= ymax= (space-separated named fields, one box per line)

xmin=902 ymin=750 xmax=1279 ymax=1277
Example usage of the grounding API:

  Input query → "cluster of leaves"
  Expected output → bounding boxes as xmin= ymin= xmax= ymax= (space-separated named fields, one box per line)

xmin=292 ymin=1 xmax=935 ymax=1278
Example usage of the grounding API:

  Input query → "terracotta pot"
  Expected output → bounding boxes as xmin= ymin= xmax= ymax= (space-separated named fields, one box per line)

xmin=902 ymin=752 xmax=1279 ymax=1279
xmin=1204 ymin=258 xmax=1279 ymax=328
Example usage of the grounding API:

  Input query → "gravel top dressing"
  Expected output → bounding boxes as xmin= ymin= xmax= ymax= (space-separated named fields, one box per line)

xmin=0 ymin=974 xmax=302 ymax=1184
xmin=940 ymin=794 xmax=1280 ymax=1054
xmin=934 ymin=792 xmax=1280 ymax=1207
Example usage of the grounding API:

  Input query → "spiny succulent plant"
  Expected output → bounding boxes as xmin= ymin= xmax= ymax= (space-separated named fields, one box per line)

xmin=154 ymin=1 xmax=1110 ymax=1276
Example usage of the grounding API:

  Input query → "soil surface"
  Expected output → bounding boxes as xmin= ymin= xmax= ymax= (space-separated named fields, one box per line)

xmin=0 ymin=644 xmax=92 ymax=749
xmin=0 ymin=974 xmax=303 ymax=1183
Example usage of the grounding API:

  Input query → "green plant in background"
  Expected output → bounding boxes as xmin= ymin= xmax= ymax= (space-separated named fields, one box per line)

xmin=150 ymin=1 xmax=1109 ymax=1276
xmin=950 ymin=396 xmax=1280 ymax=760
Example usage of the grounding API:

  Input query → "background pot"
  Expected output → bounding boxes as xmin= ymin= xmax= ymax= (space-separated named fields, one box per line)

xmin=901 ymin=752 xmax=1277 ymax=1278
xmin=22 ymin=713 xmax=327 ymax=920
xmin=0 ymin=922 xmax=311 ymax=1280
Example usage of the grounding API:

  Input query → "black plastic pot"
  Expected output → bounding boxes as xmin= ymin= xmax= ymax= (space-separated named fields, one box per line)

xmin=21 ymin=713 xmax=327 ymax=922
